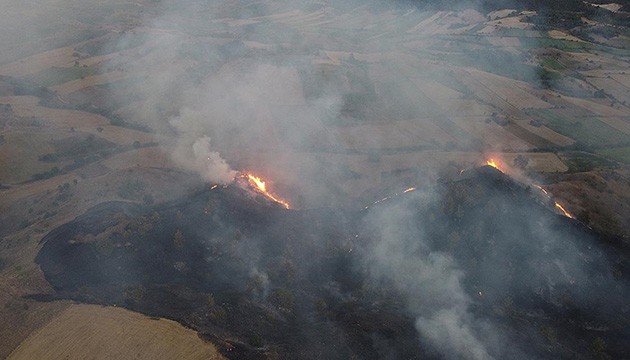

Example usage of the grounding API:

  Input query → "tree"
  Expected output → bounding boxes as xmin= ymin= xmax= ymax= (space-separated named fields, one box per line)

xmin=173 ymin=229 xmax=184 ymax=248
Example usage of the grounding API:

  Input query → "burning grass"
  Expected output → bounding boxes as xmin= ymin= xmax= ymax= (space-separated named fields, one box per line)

xmin=240 ymin=173 xmax=290 ymax=209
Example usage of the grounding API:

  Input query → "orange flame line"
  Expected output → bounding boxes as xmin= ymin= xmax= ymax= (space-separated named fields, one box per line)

xmin=554 ymin=202 xmax=574 ymax=219
xmin=245 ymin=174 xmax=290 ymax=209
xmin=486 ymin=159 xmax=502 ymax=172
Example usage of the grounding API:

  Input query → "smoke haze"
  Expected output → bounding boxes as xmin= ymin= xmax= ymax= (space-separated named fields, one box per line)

xmin=3 ymin=0 xmax=629 ymax=359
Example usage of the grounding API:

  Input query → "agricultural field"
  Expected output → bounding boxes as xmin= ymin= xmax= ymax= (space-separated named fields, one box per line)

xmin=0 ymin=0 xmax=629 ymax=358
xmin=8 ymin=304 xmax=225 ymax=360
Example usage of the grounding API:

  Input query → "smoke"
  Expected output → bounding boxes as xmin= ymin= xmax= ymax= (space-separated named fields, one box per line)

xmin=12 ymin=0 xmax=627 ymax=358
xmin=92 ymin=1 xmax=625 ymax=358
xmin=190 ymin=136 xmax=237 ymax=184
xmin=363 ymin=191 xmax=494 ymax=360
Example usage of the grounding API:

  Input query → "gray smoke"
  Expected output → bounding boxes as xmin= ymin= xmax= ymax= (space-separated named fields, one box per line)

xmin=191 ymin=136 xmax=236 ymax=184
xmin=363 ymin=191 xmax=493 ymax=360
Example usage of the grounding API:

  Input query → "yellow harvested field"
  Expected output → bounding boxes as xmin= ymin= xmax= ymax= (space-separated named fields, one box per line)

xmin=8 ymin=304 xmax=225 ymax=360
xmin=513 ymin=119 xmax=575 ymax=146
xmin=586 ymin=77 xmax=630 ymax=104
xmin=0 ymin=96 xmax=109 ymax=128
xmin=52 ymin=70 xmax=128 ymax=96
xmin=452 ymin=116 xmax=533 ymax=151
xmin=85 ymin=126 xmax=156 ymax=146
xmin=398 ymin=119 xmax=457 ymax=146
xmin=491 ymin=152 xmax=568 ymax=172
xmin=323 ymin=50 xmax=415 ymax=65
xmin=486 ymin=37 xmax=522 ymax=47
xmin=547 ymin=30 xmax=586 ymax=43
xmin=414 ymin=79 xmax=463 ymax=102
xmin=562 ymin=96 xmax=628 ymax=117
xmin=0 ymin=96 xmax=155 ymax=145
xmin=0 ymin=46 xmax=76 ymax=77
xmin=487 ymin=9 xmax=518 ymax=20
xmin=442 ymin=99 xmax=494 ymax=116
xmin=467 ymin=70 xmax=553 ymax=110
xmin=332 ymin=123 xmax=426 ymax=150
xmin=610 ymin=73 xmax=630 ymax=87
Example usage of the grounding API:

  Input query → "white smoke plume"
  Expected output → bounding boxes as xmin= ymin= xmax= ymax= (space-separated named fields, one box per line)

xmin=191 ymin=136 xmax=237 ymax=184
xmin=364 ymin=191 xmax=494 ymax=360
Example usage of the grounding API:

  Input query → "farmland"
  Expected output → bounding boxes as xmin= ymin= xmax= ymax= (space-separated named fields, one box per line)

xmin=8 ymin=304 xmax=225 ymax=360
xmin=1 ymin=0 xmax=629 ymax=358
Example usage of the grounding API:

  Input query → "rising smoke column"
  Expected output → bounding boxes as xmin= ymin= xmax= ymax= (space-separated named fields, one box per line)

xmin=363 ymin=190 xmax=494 ymax=360
xmin=191 ymin=136 xmax=237 ymax=184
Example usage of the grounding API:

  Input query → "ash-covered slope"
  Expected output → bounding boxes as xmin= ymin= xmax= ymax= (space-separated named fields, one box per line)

xmin=35 ymin=167 xmax=629 ymax=360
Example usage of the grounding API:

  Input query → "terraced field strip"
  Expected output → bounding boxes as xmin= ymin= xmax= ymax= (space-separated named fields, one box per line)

xmin=452 ymin=116 xmax=533 ymax=151
xmin=586 ymin=77 xmax=630 ymax=104
xmin=0 ymin=95 xmax=155 ymax=146
xmin=52 ymin=70 xmax=128 ymax=96
xmin=562 ymin=95 xmax=629 ymax=117
xmin=454 ymin=69 xmax=564 ymax=148
xmin=597 ymin=117 xmax=630 ymax=136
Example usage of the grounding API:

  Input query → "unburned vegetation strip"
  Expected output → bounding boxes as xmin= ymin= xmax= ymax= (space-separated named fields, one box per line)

xmin=526 ymin=108 xmax=630 ymax=148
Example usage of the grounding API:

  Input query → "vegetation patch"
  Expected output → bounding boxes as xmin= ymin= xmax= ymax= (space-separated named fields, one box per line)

xmin=520 ymin=37 xmax=591 ymax=52
xmin=527 ymin=109 xmax=630 ymax=148
xmin=559 ymin=151 xmax=618 ymax=173
xmin=23 ymin=66 xmax=99 ymax=87
xmin=596 ymin=146 xmax=630 ymax=164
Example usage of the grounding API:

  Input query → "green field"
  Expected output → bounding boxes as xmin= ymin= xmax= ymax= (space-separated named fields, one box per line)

xmin=24 ymin=66 xmax=99 ymax=87
xmin=559 ymin=151 xmax=618 ymax=172
xmin=596 ymin=146 xmax=630 ymax=164
xmin=527 ymin=109 xmax=630 ymax=148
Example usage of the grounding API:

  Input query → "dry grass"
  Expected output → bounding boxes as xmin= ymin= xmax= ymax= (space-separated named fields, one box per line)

xmin=0 ymin=130 xmax=69 ymax=184
xmin=467 ymin=69 xmax=553 ymax=110
xmin=562 ymin=96 xmax=628 ymax=117
xmin=0 ymin=47 xmax=76 ymax=77
xmin=0 ymin=96 xmax=109 ymax=129
xmin=452 ymin=116 xmax=533 ymax=151
xmin=597 ymin=116 xmax=630 ymax=136
xmin=8 ymin=304 xmax=225 ymax=360
xmin=102 ymin=147 xmax=171 ymax=170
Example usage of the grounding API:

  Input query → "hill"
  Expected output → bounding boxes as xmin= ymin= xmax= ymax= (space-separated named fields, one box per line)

xmin=34 ymin=167 xmax=630 ymax=359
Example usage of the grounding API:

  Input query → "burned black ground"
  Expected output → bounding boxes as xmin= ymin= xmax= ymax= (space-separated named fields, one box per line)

xmin=35 ymin=167 xmax=630 ymax=359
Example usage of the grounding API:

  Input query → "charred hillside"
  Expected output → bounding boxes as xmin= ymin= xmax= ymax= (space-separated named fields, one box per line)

xmin=35 ymin=167 xmax=629 ymax=360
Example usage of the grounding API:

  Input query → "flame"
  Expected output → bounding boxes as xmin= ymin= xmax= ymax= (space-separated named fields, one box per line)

xmin=485 ymin=158 xmax=503 ymax=172
xmin=554 ymin=202 xmax=574 ymax=219
xmin=535 ymin=185 xmax=548 ymax=196
xmin=244 ymin=173 xmax=290 ymax=209
xmin=403 ymin=187 xmax=416 ymax=193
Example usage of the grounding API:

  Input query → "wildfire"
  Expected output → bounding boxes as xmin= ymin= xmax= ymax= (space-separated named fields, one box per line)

xmin=535 ymin=185 xmax=548 ymax=196
xmin=554 ymin=202 xmax=575 ymax=219
xmin=243 ymin=173 xmax=290 ymax=209
xmin=403 ymin=187 xmax=416 ymax=193
xmin=485 ymin=158 xmax=503 ymax=172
